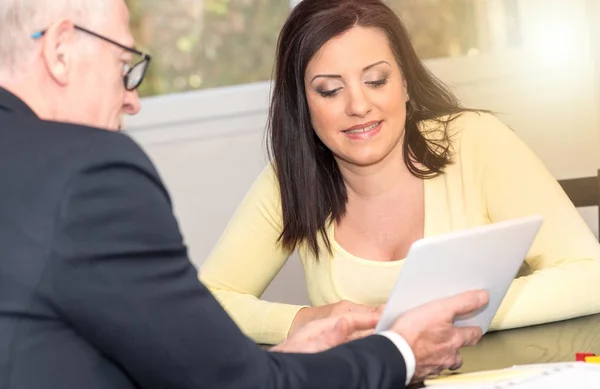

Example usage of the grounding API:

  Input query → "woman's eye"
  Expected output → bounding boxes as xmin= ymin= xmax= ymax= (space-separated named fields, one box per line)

xmin=366 ymin=79 xmax=388 ymax=88
xmin=318 ymin=87 xmax=342 ymax=98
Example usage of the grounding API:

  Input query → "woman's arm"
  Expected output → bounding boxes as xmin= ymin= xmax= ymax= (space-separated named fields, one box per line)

xmin=463 ymin=113 xmax=600 ymax=330
xmin=200 ymin=166 xmax=307 ymax=344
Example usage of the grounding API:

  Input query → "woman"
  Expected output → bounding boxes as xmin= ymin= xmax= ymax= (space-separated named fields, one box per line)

xmin=200 ymin=0 xmax=600 ymax=345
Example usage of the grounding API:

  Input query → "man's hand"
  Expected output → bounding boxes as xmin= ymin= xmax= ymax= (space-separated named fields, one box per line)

xmin=271 ymin=311 xmax=381 ymax=353
xmin=391 ymin=290 xmax=488 ymax=382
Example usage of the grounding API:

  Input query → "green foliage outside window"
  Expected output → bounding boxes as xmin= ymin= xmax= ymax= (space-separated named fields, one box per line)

xmin=126 ymin=0 xmax=518 ymax=98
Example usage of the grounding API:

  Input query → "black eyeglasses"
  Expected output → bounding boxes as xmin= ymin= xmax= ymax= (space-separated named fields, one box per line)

xmin=32 ymin=25 xmax=151 ymax=91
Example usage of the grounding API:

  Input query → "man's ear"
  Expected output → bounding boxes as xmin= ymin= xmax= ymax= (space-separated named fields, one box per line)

xmin=41 ymin=19 xmax=77 ymax=86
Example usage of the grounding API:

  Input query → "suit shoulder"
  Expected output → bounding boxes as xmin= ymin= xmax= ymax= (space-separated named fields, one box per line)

xmin=0 ymin=114 xmax=163 ymax=195
xmin=40 ymin=120 xmax=156 ymax=173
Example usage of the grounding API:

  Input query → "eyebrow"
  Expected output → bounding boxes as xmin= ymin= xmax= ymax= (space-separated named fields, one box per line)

xmin=311 ymin=60 xmax=391 ymax=82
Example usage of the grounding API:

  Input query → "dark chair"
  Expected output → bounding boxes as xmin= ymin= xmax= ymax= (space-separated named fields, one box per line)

xmin=557 ymin=169 xmax=600 ymax=240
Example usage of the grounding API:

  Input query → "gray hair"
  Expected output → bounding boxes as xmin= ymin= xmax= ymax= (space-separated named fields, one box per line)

xmin=0 ymin=0 xmax=113 ymax=80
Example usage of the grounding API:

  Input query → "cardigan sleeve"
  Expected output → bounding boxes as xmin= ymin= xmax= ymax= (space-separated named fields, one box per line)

xmin=200 ymin=165 xmax=307 ymax=345
xmin=461 ymin=113 xmax=600 ymax=330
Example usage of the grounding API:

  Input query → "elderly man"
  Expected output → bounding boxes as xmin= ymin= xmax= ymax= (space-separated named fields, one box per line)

xmin=0 ymin=0 xmax=486 ymax=388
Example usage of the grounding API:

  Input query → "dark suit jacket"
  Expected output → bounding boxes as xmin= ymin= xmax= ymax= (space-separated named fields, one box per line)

xmin=0 ymin=87 xmax=407 ymax=389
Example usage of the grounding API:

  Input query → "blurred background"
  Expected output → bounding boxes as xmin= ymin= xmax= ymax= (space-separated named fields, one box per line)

xmin=126 ymin=0 xmax=521 ymax=96
xmin=123 ymin=0 xmax=600 ymax=305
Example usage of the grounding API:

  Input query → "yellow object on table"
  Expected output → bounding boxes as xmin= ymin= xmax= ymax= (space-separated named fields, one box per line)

xmin=584 ymin=355 xmax=600 ymax=364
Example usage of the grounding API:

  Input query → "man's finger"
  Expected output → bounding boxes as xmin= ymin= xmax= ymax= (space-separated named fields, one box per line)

xmin=444 ymin=290 xmax=489 ymax=316
xmin=456 ymin=326 xmax=484 ymax=347
xmin=448 ymin=354 xmax=463 ymax=371
xmin=346 ymin=329 xmax=372 ymax=342
xmin=333 ymin=317 xmax=350 ymax=342
xmin=342 ymin=312 xmax=380 ymax=332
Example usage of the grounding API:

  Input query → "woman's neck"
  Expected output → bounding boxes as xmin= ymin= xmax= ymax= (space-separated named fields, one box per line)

xmin=337 ymin=141 xmax=414 ymax=201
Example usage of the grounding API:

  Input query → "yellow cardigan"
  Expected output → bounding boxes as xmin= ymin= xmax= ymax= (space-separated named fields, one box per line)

xmin=200 ymin=112 xmax=600 ymax=345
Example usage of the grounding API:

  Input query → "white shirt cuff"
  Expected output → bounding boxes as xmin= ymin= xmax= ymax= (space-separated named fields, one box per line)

xmin=377 ymin=331 xmax=415 ymax=385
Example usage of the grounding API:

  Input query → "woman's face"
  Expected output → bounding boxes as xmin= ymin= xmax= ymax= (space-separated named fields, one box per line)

xmin=304 ymin=26 xmax=409 ymax=168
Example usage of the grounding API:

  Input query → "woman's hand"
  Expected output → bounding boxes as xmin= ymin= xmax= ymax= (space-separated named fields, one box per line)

xmin=288 ymin=300 xmax=383 ymax=340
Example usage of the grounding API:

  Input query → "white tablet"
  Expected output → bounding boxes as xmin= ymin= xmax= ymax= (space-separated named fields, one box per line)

xmin=375 ymin=215 xmax=543 ymax=333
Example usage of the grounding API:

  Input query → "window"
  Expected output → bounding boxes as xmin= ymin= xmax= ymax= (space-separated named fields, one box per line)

xmin=127 ymin=0 xmax=520 ymax=98
xmin=387 ymin=0 xmax=520 ymax=59
xmin=127 ymin=0 xmax=289 ymax=97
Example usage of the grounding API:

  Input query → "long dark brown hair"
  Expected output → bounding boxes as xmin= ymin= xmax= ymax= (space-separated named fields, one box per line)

xmin=267 ymin=0 xmax=478 ymax=258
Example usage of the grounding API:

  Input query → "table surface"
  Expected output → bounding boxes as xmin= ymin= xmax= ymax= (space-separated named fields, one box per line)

xmin=262 ymin=313 xmax=600 ymax=386
xmin=457 ymin=312 xmax=600 ymax=373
